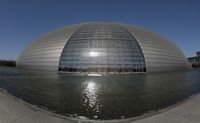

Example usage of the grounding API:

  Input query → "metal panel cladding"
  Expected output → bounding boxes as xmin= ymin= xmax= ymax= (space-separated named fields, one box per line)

xmin=122 ymin=24 xmax=189 ymax=72
xmin=17 ymin=22 xmax=189 ymax=73
xmin=16 ymin=24 xmax=83 ymax=72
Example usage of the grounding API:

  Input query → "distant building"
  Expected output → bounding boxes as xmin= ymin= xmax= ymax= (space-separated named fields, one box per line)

xmin=188 ymin=51 xmax=200 ymax=67
xmin=197 ymin=51 xmax=200 ymax=57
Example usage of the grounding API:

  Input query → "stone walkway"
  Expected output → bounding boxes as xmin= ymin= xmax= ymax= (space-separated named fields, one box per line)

xmin=0 ymin=90 xmax=200 ymax=123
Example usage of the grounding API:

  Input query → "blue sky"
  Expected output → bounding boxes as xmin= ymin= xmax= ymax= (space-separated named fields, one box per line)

xmin=0 ymin=0 xmax=199 ymax=60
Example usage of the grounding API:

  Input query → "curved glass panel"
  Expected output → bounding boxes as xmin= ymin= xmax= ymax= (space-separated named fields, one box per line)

xmin=59 ymin=23 xmax=146 ymax=73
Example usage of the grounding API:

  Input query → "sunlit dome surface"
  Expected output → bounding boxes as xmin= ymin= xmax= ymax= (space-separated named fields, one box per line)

xmin=17 ymin=22 xmax=189 ymax=73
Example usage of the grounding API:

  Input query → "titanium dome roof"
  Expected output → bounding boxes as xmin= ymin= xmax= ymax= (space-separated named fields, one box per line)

xmin=17 ymin=22 xmax=189 ymax=73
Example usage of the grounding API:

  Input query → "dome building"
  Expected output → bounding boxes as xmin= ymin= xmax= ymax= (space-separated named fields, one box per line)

xmin=17 ymin=22 xmax=188 ymax=73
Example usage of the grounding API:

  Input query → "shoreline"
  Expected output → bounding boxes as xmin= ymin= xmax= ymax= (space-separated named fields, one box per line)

xmin=0 ymin=88 xmax=200 ymax=123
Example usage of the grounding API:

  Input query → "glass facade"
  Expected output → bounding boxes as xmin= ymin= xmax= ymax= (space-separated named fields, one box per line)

xmin=59 ymin=23 xmax=146 ymax=73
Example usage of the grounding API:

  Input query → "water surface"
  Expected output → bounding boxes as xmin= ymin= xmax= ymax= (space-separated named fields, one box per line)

xmin=0 ymin=66 xmax=200 ymax=120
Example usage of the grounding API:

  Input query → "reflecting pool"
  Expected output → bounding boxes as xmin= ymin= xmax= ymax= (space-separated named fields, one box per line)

xmin=0 ymin=66 xmax=200 ymax=120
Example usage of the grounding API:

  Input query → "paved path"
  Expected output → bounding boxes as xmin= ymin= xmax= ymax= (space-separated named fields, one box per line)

xmin=0 ymin=90 xmax=200 ymax=123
